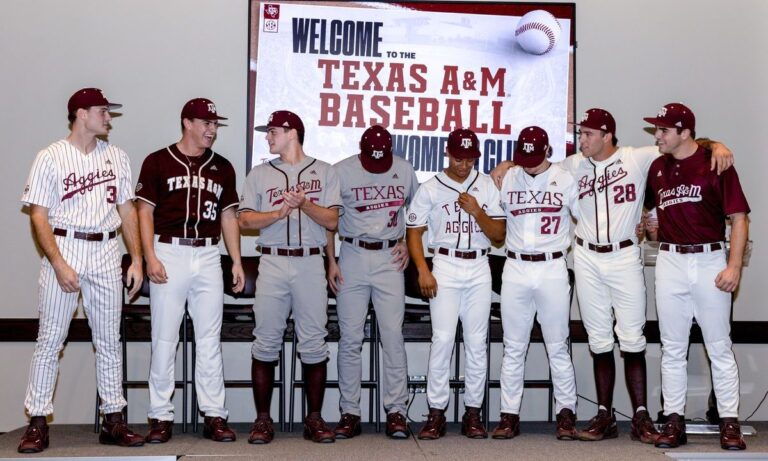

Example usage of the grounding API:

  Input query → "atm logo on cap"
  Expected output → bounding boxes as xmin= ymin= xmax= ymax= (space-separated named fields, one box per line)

xmin=658 ymin=107 xmax=667 ymax=117
xmin=208 ymin=103 xmax=217 ymax=113
xmin=371 ymin=149 xmax=384 ymax=159
xmin=523 ymin=142 xmax=535 ymax=153
xmin=461 ymin=138 xmax=472 ymax=149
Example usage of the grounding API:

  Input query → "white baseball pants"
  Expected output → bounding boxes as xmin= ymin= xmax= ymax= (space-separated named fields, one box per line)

xmin=499 ymin=257 xmax=576 ymax=415
xmin=656 ymin=248 xmax=740 ymax=418
xmin=148 ymin=241 xmax=227 ymax=421
xmin=426 ymin=254 xmax=491 ymax=410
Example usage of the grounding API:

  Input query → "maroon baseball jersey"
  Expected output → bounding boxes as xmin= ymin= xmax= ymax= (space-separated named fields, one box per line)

xmin=645 ymin=146 xmax=750 ymax=244
xmin=136 ymin=144 xmax=239 ymax=238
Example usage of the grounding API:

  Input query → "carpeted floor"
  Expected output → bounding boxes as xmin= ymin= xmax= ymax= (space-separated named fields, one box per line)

xmin=1 ymin=421 xmax=767 ymax=460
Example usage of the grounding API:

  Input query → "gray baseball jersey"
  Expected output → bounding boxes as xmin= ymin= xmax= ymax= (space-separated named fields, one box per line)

xmin=239 ymin=156 xmax=341 ymax=247
xmin=335 ymin=155 xmax=419 ymax=240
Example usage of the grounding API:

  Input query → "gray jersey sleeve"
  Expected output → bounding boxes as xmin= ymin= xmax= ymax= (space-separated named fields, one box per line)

xmin=238 ymin=167 xmax=262 ymax=212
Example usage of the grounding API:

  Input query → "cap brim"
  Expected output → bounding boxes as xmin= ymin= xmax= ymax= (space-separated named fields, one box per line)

xmin=513 ymin=152 xmax=546 ymax=168
xmin=254 ymin=125 xmax=269 ymax=132
xmin=359 ymin=154 xmax=393 ymax=174
xmin=643 ymin=117 xmax=676 ymax=128
xmin=106 ymin=103 xmax=122 ymax=110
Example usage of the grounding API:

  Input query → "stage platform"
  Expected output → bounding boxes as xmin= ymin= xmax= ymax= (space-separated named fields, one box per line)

xmin=1 ymin=421 xmax=766 ymax=460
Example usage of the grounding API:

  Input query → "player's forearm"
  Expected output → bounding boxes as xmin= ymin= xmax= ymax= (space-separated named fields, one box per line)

xmin=473 ymin=212 xmax=506 ymax=244
xmin=301 ymin=201 xmax=339 ymax=231
xmin=406 ymin=227 xmax=429 ymax=273
xmin=118 ymin=201 xmax=142 ymax=261
xmin=30 ymin=206 xmax=66 ymax=268
xmin=220 ymin=208 xmax=242 ymax=264
xmin=325 ymin=229 xmax=337 ymax=265
xmin=137 ymin=202 xmax=158 ymax=262
xmin=726 ymin=213 xmax=748 ymax=270
xmin=238 ymin=210 xmax=283 ymax=230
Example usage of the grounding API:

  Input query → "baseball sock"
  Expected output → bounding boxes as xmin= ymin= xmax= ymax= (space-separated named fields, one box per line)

xmin=623 ymin=351 xmax=647 ymax=412
xmin=593 ymin=351 xmax=615 ymax=412
xmin=251 ymin=359 xmax=276 ymax=418
xmin=303 ymin=360 xmax=328 ymax=416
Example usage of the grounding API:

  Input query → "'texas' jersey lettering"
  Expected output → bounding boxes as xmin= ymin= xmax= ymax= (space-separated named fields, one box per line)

xmin=351 ymin=185 xmax=405 ymax=202
xmin=166 ymin=175 xmax=224 ymax=198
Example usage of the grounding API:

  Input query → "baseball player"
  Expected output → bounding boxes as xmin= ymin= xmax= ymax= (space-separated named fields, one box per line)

xmin=136 ymin=98 xmax=242 ymax=443
xmin=327 ymin=125 xmax=419 ymax=439
xmin=406 ymin=128 xmax=505 ymax=440
xmin=643 ymin=103 xmax=749 ymax=451
xmin=238 ymin=110 xmax=341 ymax=444
xmin=18 ymin=88 xmax=144 ymax=453
xmin=490 ymin=109 xmax=733 ymax=443
xmin=494 ymin=127 xmax=579 ymax=440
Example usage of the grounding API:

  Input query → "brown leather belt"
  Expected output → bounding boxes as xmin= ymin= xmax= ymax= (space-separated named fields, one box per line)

xmin=575 ymin=236 xmax=633 ymax=253
xmin=659 ymin=242 xmax=724 ymax=254
xmin=436 ymin=247 xmax=488 ymax=260
xmin=53 ymin=228 xmax=116 ymax=241
xmin=158 ymin=235 xmax=220 ymax=247
xmin=343 ymin=237 xmax=399 ymax=250
xmin=507 ymin=250 xmax=565 ymax=262
xmin=260 ymin=246 xmax=321 ymax=257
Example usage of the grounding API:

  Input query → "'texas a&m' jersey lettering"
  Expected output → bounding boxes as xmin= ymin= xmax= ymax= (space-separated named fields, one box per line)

xmin=21 ymin=139 xmax=134 ymax=233
xmin=500 ymin=164 xmax=579 ymax=253
xmin=239 ymin=155 xmax=341 ymax=247
xmin=335 ymin=155 xmax=419 ymax=241
xmin=406 ymin=170 xmax=504 ymax=250
xmin=135 ymin=145 xmax=239 ymax=239
xmin=561 ymin=146 xmax=658 ymax=244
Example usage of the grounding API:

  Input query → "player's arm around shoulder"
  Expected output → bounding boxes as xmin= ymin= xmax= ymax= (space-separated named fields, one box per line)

xmin=29 ymin=204 xmax=80 ymax=293
xmin=490 ymin=160 xmax=516 ymax=189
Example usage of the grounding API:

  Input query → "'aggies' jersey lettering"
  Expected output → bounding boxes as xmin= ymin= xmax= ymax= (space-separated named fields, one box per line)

xmin=135 ymin=145 xmax=239 ymax=239
xmin=501 ymin=164 xmax=578 ymax=253
xmin=561 ymin=146 xmax=658 ymax=244
xmin=335 ymin=155 xmax=419 ymax=240
xmin=239 ymin=155 xmax=342 ymax=247
xmin=21 ymin=139 xmax=134 ymax=232
xmin=407 ymin=170 xmax=503 ymax=250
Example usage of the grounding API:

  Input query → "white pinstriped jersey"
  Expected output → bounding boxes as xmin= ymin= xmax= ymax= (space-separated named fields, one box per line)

xmin=406 ymin=170 xmax=504 ymax=250
xmin=561 ymin=146 xmax=658 ymax=244
xmin=239 ymin=155 xmax=341 ymax=247
xmin=500 ymin=164 xmax=579 ymax=253
xmin=21 ymin=139 xmax=134 ymax=232
xmin=335 ymin=155 xmax=420 ymax=241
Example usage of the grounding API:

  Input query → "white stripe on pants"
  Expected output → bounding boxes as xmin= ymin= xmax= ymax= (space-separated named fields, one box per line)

xmin=656 ymin=249 xmax=740 ymax=418
xmin=426 ymin=255 xmax=491 ymax=410
xmin=499 ymin=257 xmax=576 ymax=415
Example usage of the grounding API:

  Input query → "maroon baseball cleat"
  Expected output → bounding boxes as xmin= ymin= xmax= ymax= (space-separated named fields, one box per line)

xmin=99 ymin=412 xmax=144 ymax=447
xmin=655 ymin=413 xmax=686 ymax=448
xmin=556 ymin=408 xmax=578 ymax=440
xmin=461 ymin=407 xmax=488 ymax=439
xmin=719 ymin=418 xmax=746 ymax=450
xmin=630 ymin=410 xmax=659 ymax=444
xmin=417 ymin=408 xmax=447 ymax=440
xmin=203 ymin=416 xmax=236 ymax=442
xmin=492 ymin=413 xmax=520 ymax=439
xmin=145 ymin=419 xmax=173 ymax=443
xmin=248 ymin=416 xmax=274 ymax=444
xmin=17 ymin=417 xmax=49 ymax=454
xmin=578 ymin=409 xmax=618 ymax=441
xmin=334 ymin=413 xmax=362 ymax=439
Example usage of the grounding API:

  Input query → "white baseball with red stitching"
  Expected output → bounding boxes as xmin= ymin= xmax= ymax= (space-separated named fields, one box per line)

xmin=515 ymin=9 xmax=562 ymax=55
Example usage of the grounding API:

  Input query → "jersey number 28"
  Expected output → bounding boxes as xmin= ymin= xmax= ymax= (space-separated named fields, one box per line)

xmin=613 ymin=184 xmax=637 ymax=203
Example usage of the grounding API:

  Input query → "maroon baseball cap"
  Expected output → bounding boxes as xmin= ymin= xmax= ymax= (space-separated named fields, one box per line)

xmin=67 ymin=88 xmax=121 ymax=117
xmin=513 ymin=126 xmax=550 ymax=168
xmin=572 ymin=108 xmax=615 ymax=134
xmin=359 ymin=125 xmax=393 ymax=174
xmin=255 ymin=110 xmax=305 ymax=134
xmin=643 ymin=103 xmax=696 ymax=132
xmin=447 ymin=128 xmax=481 ymax=159
xmin=181 ymin=98 xmax=227 ymax=120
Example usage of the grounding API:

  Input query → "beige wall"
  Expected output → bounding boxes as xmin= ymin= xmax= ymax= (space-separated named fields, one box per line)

xmin=1 ymin=0 xmax=766 ymax=431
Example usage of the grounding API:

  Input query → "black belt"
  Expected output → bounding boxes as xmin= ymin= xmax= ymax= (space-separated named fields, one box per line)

xmin=659 ymin=242 xmax=724 ymax=254
xmin=575 ymin=236 xmax=633 ymax=253
xmin=343 ymin=237 xmax=399 ymax=250
xmin=260 ymin=246 xmax=321 ymax=257
xmin=436 ymin=247 xmax=487 ymax=260
xmin=53 ymin=228 xmax=116 ymax=241
xmin=157 ymin=235 xmax=220 ymax=247
xmin=507 ymin=250 xmax=564 ymax=262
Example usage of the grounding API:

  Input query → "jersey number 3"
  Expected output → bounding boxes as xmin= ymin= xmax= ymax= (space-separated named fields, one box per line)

xmin=106 ymin=186 xmax=116 ymax=204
